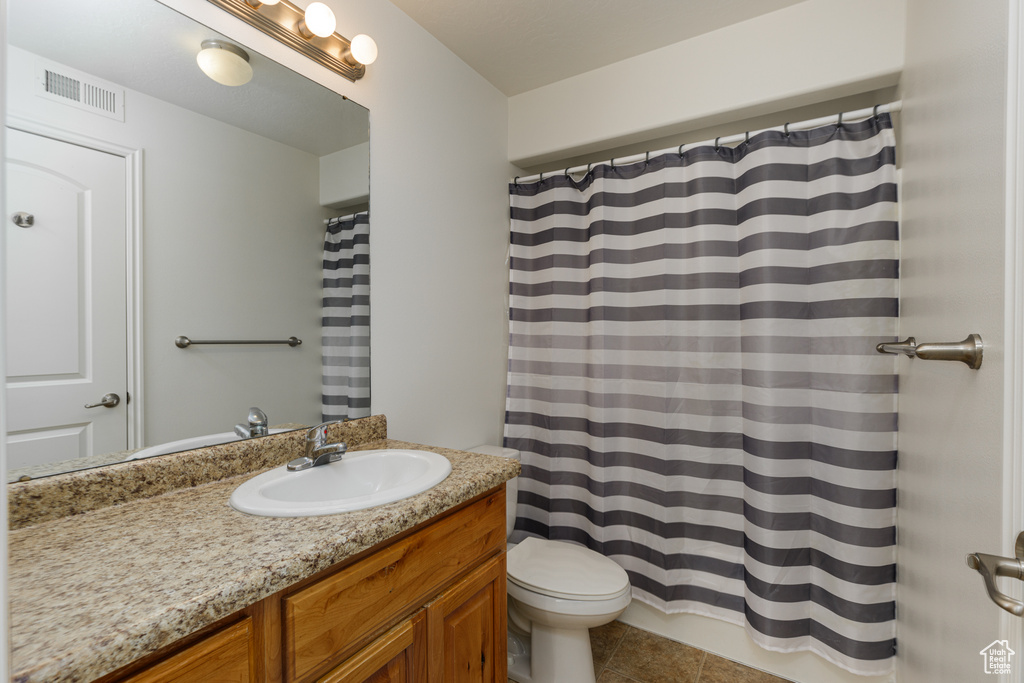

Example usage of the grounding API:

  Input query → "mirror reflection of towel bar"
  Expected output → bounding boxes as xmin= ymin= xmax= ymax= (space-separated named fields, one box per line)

xmin=875 ymin=334 xmax=983 ymax=369
xmin=175 ymin=336 xmax=302 ymax=348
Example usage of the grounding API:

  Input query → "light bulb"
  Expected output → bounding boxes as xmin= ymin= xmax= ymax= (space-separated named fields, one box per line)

xmin=349 ymin=34 xmax=378 ymax=65
xmin=302 ymin=2 xmax=336 ymax=38
xmin=196 ymin=40 xmax=253 ymax=87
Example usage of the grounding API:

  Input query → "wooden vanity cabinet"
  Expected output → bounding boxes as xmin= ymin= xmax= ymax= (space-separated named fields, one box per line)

xmin=102 ymin=488 xmax=507 ymax=683
xmin=117 ymin=617 xmax=257 ymax=683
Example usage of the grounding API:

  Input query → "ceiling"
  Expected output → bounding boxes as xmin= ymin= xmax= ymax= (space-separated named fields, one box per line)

xmin=8 ymin=0 xmax=369 ymax=156
xmin=388 ymin=0 xmax=808 ymax=96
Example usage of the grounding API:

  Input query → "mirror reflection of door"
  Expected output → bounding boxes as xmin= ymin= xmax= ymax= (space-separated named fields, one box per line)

xmin=4 ymin=129 xmax=129 ymax=472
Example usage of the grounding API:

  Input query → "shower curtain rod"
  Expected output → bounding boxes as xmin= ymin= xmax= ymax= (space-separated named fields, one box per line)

xmin=323 ymin=210 xmax=368 ymax=225
xmin=512 ymin=100 xmax=903 ymax=185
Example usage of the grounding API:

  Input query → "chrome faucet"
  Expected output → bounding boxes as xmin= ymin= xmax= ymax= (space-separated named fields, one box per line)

xmin=286 ymin=421 xmax=348 ymax=471
xmin=234 ymin=407 xmax=269 ymax=439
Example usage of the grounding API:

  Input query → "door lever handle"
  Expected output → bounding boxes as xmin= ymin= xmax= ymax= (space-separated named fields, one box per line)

xmin=967 ymin=531 xmax=1024 ymax=616
xmin=84 ymin=393 xmax=120 ymax=409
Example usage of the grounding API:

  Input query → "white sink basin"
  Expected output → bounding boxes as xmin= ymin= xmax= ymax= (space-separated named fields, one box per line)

xmin=229 ymin=449 xmax=453 ymax=517
xmin=124 ymin=429 xmax=291 ymax=461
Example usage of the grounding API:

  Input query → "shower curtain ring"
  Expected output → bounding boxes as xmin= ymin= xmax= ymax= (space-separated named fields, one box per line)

xmin=873 ymin=104 xmax=881 ymax=120
xmin=745 ymin=131 xmax=750 ymax=144
xmin=514 ymin=176 xmax=519 ymax=186
xmin=784 ymin=122 xmax=791 ymax=138
xmin=714 ymin=137 xmax=721 ymax=151
xmin=678 ymin=144 xmax=685 ymax=158
xmin=837 ymin=112 xmax=844 ymax=129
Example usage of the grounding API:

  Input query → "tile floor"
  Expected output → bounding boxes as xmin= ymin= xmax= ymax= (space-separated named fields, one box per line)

xmin=509 ymin=620 xmax=794 ymax=683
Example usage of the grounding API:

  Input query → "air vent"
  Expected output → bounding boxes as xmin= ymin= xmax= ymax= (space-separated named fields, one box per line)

xmin=36 ymin=61 xmax=124 ymax=122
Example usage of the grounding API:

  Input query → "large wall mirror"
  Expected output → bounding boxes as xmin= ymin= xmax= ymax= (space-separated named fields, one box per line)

xmin=4 ymin=0 xmax=370 ymax=482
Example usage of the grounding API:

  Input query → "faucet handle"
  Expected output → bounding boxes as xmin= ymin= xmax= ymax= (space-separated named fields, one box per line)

xmin=306 ymin=422 xmax=328 ymax=444
xmin=305 ymin=421 xmax=333 ymax=457
xmin=247 ymin=407 xmax=268 ymax=437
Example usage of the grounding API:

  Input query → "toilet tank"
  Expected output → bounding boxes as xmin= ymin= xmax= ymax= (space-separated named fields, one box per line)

xmin=467 ymin=445 xmax=520 ymax=539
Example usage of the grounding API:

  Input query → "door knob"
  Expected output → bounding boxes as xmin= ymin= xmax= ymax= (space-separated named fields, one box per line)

xmin=10 ymin=211 xmax=34 ymax=228
xmin=967 ymin=531 xmax=1024 ymax=615
xmin=84 ymin=393 xmax=120 ymax=409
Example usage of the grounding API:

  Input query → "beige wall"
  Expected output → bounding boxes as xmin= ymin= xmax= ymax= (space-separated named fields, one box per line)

xmin=897 ymin=0 xmax=1012 ymax=680
xmin=161 ymin=0 xmax=512 ymax=451
xmin=507 ymin=0 xmax=906 ymax=169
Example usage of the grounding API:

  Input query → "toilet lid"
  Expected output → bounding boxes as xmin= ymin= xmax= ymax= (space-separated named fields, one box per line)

xmin=507 ymin=537 xmax=630 ymax=600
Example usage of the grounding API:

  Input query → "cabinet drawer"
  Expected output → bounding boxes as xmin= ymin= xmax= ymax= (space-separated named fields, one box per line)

xmin=119 ymin=617 xmax=254 ymax=683
xmin=283 ymin=491 xmax=505 ymax=682
xmin=316 ymin=611 xmax=426 ymax=683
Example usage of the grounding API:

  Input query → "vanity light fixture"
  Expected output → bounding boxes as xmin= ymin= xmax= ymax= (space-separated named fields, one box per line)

xmin=298 ymin=2 xmax=336 ymax=38
xmin=206 ymin=0 xmax=377 ymax=82
xmin=196 ymin=39 xmax=254 ymax=86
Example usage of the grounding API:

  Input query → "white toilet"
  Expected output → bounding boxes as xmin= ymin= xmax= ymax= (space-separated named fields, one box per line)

xmin=469 ymin=445 xmax=631 ymax=683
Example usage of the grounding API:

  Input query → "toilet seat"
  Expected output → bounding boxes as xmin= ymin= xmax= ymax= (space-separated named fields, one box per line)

xmin=507 ymin=537 xmax=630 ymax=601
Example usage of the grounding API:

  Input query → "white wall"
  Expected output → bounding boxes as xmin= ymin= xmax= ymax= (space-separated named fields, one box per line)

xmin=158 ymin=0 xmax=511 ymax=451
xmin=320 ymin=141 xmax=369 ymax=208
xmin=508 ymin=0 xmax=906 ymax=169
xmin=897 ymin=1 xmax=1012 ymax=681
xmin=6 ymin=45 xmax=329 ymax=445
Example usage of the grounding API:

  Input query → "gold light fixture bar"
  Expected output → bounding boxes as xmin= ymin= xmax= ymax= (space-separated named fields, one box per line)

xmin=206 ymin=0 xmax=366 ymax=82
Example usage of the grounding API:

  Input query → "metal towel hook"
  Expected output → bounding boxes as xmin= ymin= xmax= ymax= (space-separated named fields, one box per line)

xmin=875 ymin=334 xmax=983 ymax=369
xmin=967 ymin=532 xmax=1024 ymax=616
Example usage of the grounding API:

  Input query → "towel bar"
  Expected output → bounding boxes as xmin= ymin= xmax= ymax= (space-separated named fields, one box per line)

xmin=175 ymin=336 xmax=302 ymax=348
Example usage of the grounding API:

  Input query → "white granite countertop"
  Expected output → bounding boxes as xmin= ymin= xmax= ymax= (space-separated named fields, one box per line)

xmin=9 ymin=422 xmax=519 ymax=683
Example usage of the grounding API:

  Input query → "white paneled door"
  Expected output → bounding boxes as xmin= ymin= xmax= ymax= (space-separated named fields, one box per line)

xmin=4 ymin=129 xmax=128 ymax=471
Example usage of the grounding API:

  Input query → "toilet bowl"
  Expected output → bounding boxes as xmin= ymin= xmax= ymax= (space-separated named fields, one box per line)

xmin=469 ymin=445 xmax=631 ymax=683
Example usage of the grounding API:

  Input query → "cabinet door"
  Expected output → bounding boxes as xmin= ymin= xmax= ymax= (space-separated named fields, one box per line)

xmin=427 ymin=554 xmax=507 ymax=683
xmin=119 ymin=617 xmax=255 ymax=683
xmin=285 ymin=493 xmax=505 ymax=682
xmin=317 ymin=611 xmax=427 ymax=683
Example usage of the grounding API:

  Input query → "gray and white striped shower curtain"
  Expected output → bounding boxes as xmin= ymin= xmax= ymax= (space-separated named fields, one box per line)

xmin=322 ymin=212 xmax=370 ymax=422
xmin=505 ymin=115 xmax=898 ymax=675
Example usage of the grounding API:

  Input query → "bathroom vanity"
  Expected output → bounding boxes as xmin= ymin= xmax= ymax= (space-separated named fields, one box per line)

xmin=8 ymin=416 xmax=519 ymax=683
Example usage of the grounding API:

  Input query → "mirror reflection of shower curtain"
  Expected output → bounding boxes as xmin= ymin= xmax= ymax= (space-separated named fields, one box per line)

xmin=322 ymin=212 xmax=370 ymax=421
xmin=506 ymin=115 xmax=898 ymax=676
